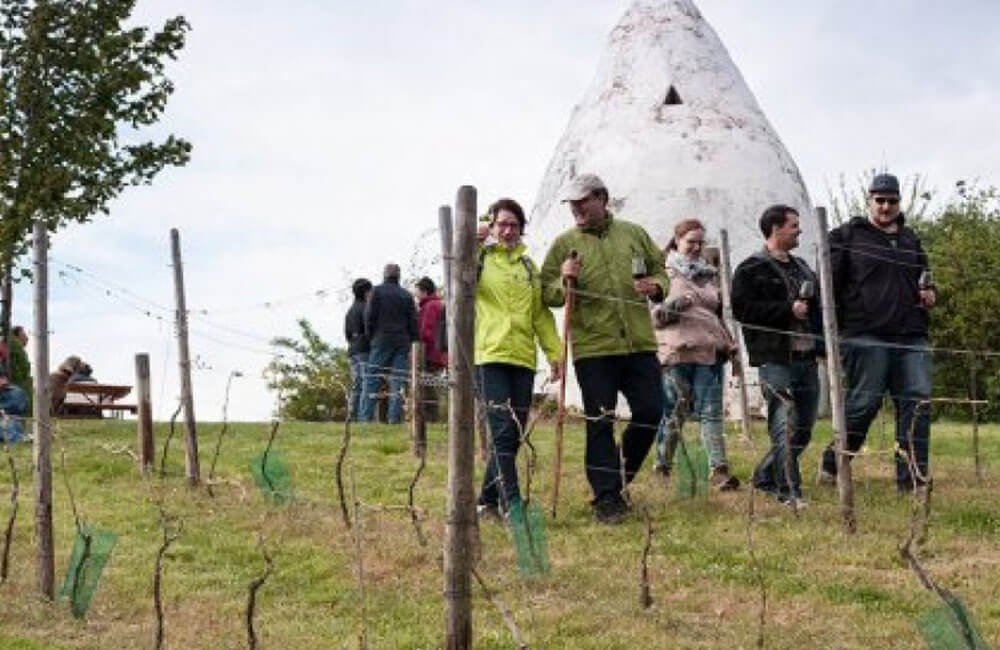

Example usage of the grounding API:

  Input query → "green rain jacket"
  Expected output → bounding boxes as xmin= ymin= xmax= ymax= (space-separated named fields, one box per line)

xmin=539 ymin=214 xmax=667 ymax=361
xmin=475 ymin=242 xmax=561 ymax=369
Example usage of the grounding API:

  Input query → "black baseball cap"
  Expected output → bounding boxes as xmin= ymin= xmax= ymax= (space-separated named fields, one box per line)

xmin=869 ymin=173 xmax=900 ymax=195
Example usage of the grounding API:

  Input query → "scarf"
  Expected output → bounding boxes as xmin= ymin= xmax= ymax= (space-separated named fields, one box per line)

xmin=666 ymin=250 xmax=718 ymax=281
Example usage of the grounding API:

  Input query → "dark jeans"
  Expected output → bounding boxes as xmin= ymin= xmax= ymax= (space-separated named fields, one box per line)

xmin=821 ymin=335 xmax=932 ymax=488
xmin=348 ymin=352 xmax=368 ymax=422
xmin=360 ymin=343 xmax=409 ymax=423
xmin=477 ymin=363 xmax=534 ymax=509
xmin=574 ymin=352 xmax=664 ymax=501
xmin=754 ymin=360 xmax=819 ymax=498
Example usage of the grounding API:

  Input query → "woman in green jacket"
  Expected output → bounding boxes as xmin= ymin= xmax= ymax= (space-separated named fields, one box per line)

xmin=475 ymin=198 xmax=562 ymax=518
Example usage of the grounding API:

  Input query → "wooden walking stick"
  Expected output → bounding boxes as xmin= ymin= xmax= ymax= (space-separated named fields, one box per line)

xmin=550 ymin=250 xmax=577 ymax=519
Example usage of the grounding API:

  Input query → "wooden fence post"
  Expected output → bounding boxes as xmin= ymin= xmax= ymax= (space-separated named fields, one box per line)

xmin=439 ymin=206 xmax=453 ymax=298
xmin=815 ymin=207 xmax=855 ymax=533
xmin=718 ymin=229 xmax=753 ymax=441
xmin=411 ymin=341 xmax=426 ymax=457
xmin=170 ymin=228 xmax=200 ymax=486
xmin=31 ymin=220 xmax=54 ymax=599
xmin=444 ymin=186 xmax=477 ymax=649
xmin=969 ymin=359 xmax=981 ymax=481
xmin=135 ymin=353 xmax=155 ymax=472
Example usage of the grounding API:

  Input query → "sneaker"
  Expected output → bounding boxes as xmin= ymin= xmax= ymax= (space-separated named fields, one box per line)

xmin=710 ymin=466 xmax=740 ymax=491
xmin=476 ymin=503 xmax=501 ymax=522
xmin=773 ymin=492 xmax=808 ymax=509
xmin=817 ymin=469 xmax=837 ymax=486
xmin=592 ymin=494 xmax=630 ymax=525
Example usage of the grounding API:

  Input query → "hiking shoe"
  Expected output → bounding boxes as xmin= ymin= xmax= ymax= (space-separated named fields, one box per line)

xmin=710 ymin=466 xmax=740 ymax=491
xmin=592 ymin=494 xmax=630 ymax=525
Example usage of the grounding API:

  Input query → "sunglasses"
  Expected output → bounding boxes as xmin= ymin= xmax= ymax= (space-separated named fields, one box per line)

xmin=872 ymin=196 xmax=900 ymax=205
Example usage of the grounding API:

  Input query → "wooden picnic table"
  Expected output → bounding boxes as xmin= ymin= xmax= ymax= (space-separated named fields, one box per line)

xmin=62 ymin=382 xmax=136 ymax=416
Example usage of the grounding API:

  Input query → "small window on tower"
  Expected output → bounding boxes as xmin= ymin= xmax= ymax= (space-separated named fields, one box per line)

xmin=664 ymin=85 xmax=682 ymax=106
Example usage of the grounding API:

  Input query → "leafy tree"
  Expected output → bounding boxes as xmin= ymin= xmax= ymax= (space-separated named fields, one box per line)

xmin=0 ymin=0 xmax=192 ymax=335
xmin=264 ymin=319 xmax=351 ymax=421
xmin=915 ymin=184 xmax=1000 ymax=418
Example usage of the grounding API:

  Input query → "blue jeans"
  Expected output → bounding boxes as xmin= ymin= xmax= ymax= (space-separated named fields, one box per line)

xmin=477 ymin=363 xmax=534 ymax=510
xmin=359 ymin=343 xmax=409 ymax=423
xmin=348 ymin=352 xmax=369 ymax=421
xmin=754 ymin=360 xmax=819 ymax=498
xmin=0 ymin=384 xmax=28 ymax=443
xmin=821 ymin=335 xmax=932 ymax=488
xmin=655 ymin=362 xmax=727 ymax=471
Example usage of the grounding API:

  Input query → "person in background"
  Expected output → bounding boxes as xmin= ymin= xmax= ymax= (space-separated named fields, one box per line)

xmin=7 ymin=325 xmax=32 ymax=405
xmin=0 ymin=365 xmax=29 ymax=443
xmin=539 ymin=173 xmax=667 ymax=524
xmin=732 ymin=204 xmax=822 ymax=506
xmin=475 ymin=198 xmax=561 ymax=518
xmin=360 ymin=264 xmax=418 ymax=424
xmin=344 ymin=278 xmax=372 ymax=421
xmin=415 ymin=276 xmax=447 ymax=421
xmin=68 ymin=362 xmax=97 ymax=384
xmin=651 ymin=218 xmax=740 ymax=491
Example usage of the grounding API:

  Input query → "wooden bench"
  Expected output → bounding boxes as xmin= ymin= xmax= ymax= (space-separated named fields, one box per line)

xmin=61 ymin=383 xmax=136 ymax=418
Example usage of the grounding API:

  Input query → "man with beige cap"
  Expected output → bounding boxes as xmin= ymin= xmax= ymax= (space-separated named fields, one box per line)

xmin=539 ymin=173 xmax=668 ymax=524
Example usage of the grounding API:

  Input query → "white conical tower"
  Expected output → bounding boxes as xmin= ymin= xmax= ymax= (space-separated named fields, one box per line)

xmin=530 ymin=0 xmax=814 ymax=261
xmin=530 ymin=0 xmax=817 ymax=417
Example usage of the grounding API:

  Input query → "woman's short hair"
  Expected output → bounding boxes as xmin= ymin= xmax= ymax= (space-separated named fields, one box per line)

xmin=667 ymin=218 xmax=705 ymax=251
xmin=487 ymin=198 xmax=526 ymax=231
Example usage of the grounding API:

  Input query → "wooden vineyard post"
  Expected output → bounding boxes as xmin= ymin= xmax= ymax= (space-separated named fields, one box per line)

xmin=815 ymin=207 xmax=855 ymax=533
xmin=719 ymin=228 xmax=753 ymax=442
xmin=170 ymin=228 xmax=200 ymax=486
xmin=31 ymin=220 xmax=54 ymax=598
xmin=411 ymin=342 xmax=426 ymax=457
xmin=136 ymin=353 xmax=155 ymax=472
xmin=444 ymin=186 xmax=477 ymax=649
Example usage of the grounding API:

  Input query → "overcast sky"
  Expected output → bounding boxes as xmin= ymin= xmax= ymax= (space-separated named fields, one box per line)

xmin=13 ymin=0 xmax=1000 ymax=421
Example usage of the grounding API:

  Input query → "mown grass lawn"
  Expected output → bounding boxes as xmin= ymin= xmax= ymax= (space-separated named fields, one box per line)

xmin=0 ymin=415 xmax=998 ymax=649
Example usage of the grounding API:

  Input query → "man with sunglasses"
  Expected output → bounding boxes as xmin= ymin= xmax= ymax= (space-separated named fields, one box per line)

xmin=819 ymin=173 xmax=936 ymax=493
xmin=539 ymin=173 xmax=667 ymax=524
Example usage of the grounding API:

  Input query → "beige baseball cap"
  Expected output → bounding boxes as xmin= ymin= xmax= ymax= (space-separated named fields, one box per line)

xmin=560 ymin=173 xmax=607 ymax=202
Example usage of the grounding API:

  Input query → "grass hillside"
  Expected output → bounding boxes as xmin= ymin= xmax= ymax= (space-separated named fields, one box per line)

xmin=0 ymin=416 xmax=998 ymax=649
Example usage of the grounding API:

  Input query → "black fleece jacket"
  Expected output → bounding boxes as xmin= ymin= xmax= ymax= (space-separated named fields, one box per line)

xmin=829 ymin=215 xmax=930 ymax=339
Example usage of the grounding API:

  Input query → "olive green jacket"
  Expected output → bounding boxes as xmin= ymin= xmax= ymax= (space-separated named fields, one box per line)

xmin=539 ymin=215 xmax=667 ymax=361
xmin=475 ymin=242 xmax=561 ymax=369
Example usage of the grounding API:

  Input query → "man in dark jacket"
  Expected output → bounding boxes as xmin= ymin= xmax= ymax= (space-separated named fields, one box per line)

xmin=732 ymin=204 xmax=822 ymax=506
xmin=344 ymin=278 xmax=372 ymax=421
xmin=819 ymin=173 xmax=935 ymax=491
xmin=360 ymin=264 xmax=418 ymax=424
